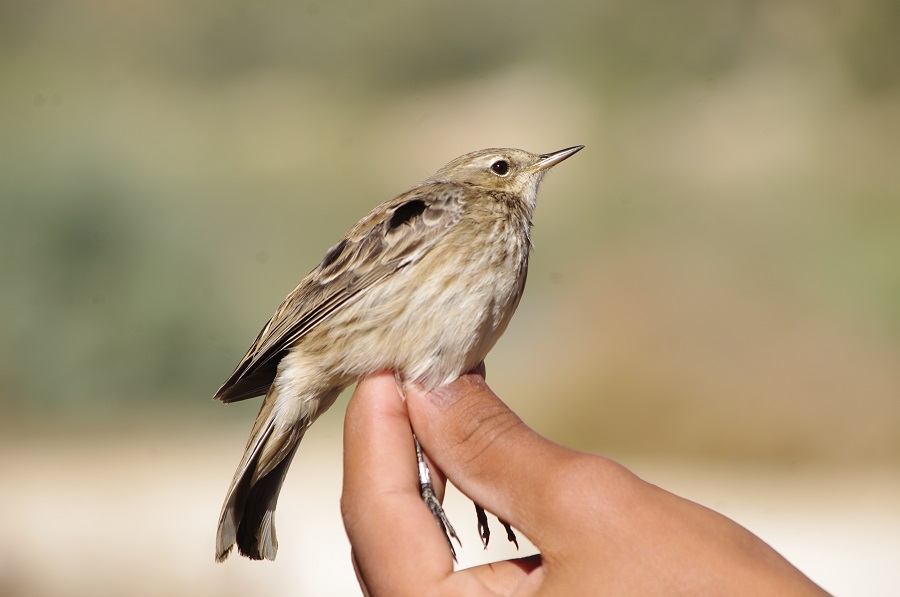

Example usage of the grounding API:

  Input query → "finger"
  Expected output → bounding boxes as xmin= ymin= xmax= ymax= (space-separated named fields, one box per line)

xmin=406 ymin=372 xmax=575 ymax=542
xmin=341 ymin=372 xmax=453 ymax=592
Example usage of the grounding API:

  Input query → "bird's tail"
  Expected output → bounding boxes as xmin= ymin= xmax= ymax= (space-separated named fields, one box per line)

xmin=215 ymin=386 xmax=314 ymax=562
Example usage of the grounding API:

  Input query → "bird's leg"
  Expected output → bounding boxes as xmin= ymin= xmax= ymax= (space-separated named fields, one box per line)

xmin=394 ymin=373 xmax=461 ymax=559
xmin=414 ymin=434 xmax=460 ymax=560
xmin=475 ymin=504 xmax=490 ymax=548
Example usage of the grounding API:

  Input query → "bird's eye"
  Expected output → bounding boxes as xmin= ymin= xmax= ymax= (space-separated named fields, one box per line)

xmin=491 ymin=160 xmax=510 ymax=176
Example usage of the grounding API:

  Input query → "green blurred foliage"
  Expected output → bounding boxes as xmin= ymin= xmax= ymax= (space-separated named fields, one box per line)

xmin=1 ymin=0 xmax=898 ymax=462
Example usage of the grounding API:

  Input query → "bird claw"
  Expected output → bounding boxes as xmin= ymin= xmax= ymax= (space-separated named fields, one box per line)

xmin=475 ymin=504 xmax=490 ymax=549
xmin=475 ymin=504 xmax=519 ymax=550
xmin=500 ymin=518 xmax=519 ymax=549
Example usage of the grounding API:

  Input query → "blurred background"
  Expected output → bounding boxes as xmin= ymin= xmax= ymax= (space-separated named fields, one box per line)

xmin=1 ymin=0 xmax=899 ymax=594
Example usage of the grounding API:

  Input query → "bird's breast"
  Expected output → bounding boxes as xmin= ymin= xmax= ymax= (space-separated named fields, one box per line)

xmin=311 ymin=216 xmax=530 ymax=390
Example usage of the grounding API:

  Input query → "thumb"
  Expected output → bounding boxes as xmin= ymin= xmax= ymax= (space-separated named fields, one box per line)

xmin=405 ymin=371 xmax=574 ymax=544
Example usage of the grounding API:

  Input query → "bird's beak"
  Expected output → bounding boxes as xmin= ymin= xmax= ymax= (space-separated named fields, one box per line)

xmin=531 ymin=145 xmax=584 ymax=172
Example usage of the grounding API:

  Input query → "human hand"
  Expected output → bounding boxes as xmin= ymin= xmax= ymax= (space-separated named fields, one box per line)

xmin=341 ymin=370 xmax=829 ymax=596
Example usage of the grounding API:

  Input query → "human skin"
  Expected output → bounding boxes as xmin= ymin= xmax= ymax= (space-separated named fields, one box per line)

xmin=341 ymin=370 xmax=831 ymax=596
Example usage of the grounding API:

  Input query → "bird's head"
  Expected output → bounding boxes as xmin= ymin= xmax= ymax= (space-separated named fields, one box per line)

xmin=430 ymin=145 xmax=583 ymax=209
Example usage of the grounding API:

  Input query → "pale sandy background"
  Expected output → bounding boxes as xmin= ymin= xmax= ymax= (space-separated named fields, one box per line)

xmin=2 ymin=1 xmax=899 ymax=595
xmin=1 ymin=426 xmax=898 ymax=596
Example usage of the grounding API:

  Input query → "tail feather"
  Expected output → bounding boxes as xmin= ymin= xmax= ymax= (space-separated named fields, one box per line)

xmin=235 ymin=445 xmax=299 ymax=560
xmin=215 ymin=383 xmax=343 ymax=562
xmin=215 ymin=409 xmax=306 ymax=562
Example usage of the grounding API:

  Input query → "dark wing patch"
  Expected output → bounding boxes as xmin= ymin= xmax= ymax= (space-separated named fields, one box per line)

xmin=388 ymin=199 xmax=427 ymax=230
xmin=213 ymin=182 xmax=470 ymax=403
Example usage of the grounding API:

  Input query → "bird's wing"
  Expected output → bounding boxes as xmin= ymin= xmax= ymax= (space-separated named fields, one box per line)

xmin=213 ymin=182 xmax=470 ymax=402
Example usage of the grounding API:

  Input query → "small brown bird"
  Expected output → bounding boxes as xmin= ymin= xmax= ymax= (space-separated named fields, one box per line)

xmin=214 ymin=145 xmax=583 ymax=562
